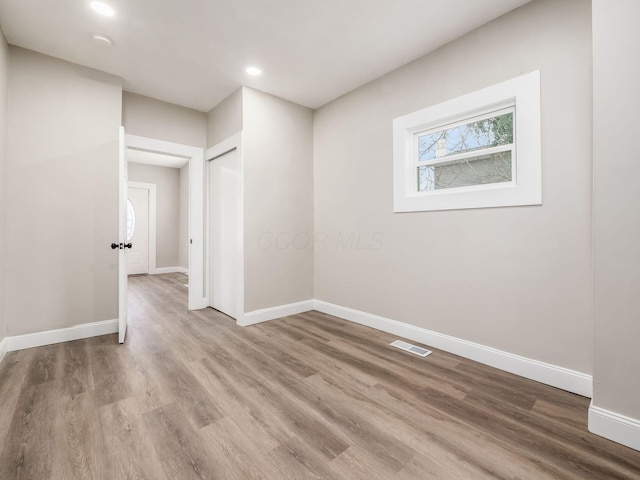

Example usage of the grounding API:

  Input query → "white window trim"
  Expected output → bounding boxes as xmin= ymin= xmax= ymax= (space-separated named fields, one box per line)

xmin=393 ymin=70 xmax=541 ymax=212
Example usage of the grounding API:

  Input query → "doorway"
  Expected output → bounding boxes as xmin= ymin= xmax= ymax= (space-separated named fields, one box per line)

xmin=118 ymin=131 xmax=205 ymax=343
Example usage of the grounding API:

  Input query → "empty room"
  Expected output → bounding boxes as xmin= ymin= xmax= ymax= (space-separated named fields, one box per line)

xmin=0 ymin=0 xmax=639 ymax=478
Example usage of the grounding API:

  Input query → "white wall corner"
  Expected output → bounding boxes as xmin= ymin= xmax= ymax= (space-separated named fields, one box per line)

xmin=5 ymin=319 xmax=118 ymax=352
xmin=241 ymin=300 xmax=314 ymax=327
xmin=589 ymin=402 xmax=640 ymax=452
xmin=312 ymin=300 xmax=593 ymax=397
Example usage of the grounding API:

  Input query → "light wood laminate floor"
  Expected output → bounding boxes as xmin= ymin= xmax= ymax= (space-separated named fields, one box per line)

xmin=0 ymin=273 xmax=639 ymax=479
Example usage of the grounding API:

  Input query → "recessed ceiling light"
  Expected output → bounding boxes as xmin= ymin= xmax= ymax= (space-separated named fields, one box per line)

xmin=90 ymin=1 xmax=114 ymax=16
xmin=246 ymin=66 xmax=262 ymax=76
xmin=92 ymin=33 xmax=113 ymax=46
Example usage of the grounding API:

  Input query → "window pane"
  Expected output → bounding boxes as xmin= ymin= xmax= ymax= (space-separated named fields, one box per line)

xmin=418 ymin=151 xmax=512 ymax=191
xmin=126 ymin=199 xmax=136 ymax=241
xmin=418 ymin=111 xmax=513 ymax=162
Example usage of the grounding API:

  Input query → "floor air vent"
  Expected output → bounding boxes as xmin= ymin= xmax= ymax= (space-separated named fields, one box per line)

xmin=390 ymin=340 xmax=432 ymax=357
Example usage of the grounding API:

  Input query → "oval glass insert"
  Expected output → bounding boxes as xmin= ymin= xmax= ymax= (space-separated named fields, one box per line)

xmin=126 ymin=199 xmax=136 ymax=241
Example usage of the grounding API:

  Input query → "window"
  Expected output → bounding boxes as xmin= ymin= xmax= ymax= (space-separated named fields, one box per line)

xmin=393 ymin=71 xmax=541 ymax=212
xmin=416 ymin=108 xmax=514 ymax=191
xmin=126 ymin=199 xmax=136 ymax=241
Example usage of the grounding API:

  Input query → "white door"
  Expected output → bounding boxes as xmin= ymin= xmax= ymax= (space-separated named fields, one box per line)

xmin=118 ymin=126 xmax=128 ymax=343
xmin=208 ymin=149 xmax=241 ymax=319
xmin=127 ymin=187 xmax=149 ymax=275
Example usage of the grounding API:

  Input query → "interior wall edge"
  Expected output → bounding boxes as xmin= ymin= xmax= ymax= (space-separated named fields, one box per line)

xmin=242 ymin=299 xmax=315 ymax=327
xmin=589 ymin=401 xmax=640 ymax=452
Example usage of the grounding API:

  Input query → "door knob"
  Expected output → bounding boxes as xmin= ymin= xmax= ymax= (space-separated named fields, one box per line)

xmin=124 ymin=243 xmax=132 ymax=249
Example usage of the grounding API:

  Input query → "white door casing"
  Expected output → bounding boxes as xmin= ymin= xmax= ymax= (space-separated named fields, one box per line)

xmin=127 ymin=187 xmax=150 ymax=275
xmin=125 ymin=134 xmax=204 ymax=310
xmin=118 ymin=126 xmax=128 ymax=343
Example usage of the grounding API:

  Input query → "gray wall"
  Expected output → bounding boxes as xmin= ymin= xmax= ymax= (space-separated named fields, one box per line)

xmin=6 ymin=47 xmax=122 ymax=336
xmin=206 ymin=87 xmax=314 ymax=312
xmin=0 ymin=30 xmax=8 ymax=343
xmin=243 ymin=87 xmax=314 ymax=312
xmin=207 ymin=88 xmax=242 ymax=148
xmin=313 ymin=0 xmax=593 ymax=373
xmin=179 ymin=164 xmax=189 ymax=270
xmin=122 ymin=92 xmax=207 ymax=148
xmin=592 ymin=0 xmax=640 ymax=420
xmin=128 ymin=163 xmax=182 ymax=269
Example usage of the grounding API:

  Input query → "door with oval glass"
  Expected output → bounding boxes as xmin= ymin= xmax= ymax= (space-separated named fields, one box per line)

xmin=127 ymin=186 xmax=150 ymax=274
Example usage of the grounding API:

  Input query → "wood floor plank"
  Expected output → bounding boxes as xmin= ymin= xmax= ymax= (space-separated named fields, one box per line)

xmin=531 ymin=397 xmax=586 ymax=429
xmin=88 ymin=344 xmax=133 ymax=407
xmin=99 ymin=396 xmax=169 ymax=480
xmin=395 ymin=451 xmax=499 ymax=480
xmin=0 ymin=350 xmax=36 ymax=447
xmin=459 ymin=387 xmax=640 ymax=479
xmin=328 ymin=445 xmax=397 ymax=480
xmin=24 ymin=343 xmax=63 ymax=387
xmin=196 ymin=336 xmax=352 ymax=460
xmin=1 ymin=272 xmax=639 ymax=480
xmin=198 ymin=419 xmax=268 ymax=480
xmin=186 ymin=358 xmax=283 ymax=452
xmin=115 ymin=334 xmax=176 ymax=414
xmin=305 ymin=369 xmax=563 ymax=480
xmin=267 ymin=436 xmax=342 ymax=480
xmin=50 ymin=391 xmax=112 ymax=480
xmin=200 ymin=415 xmax=280 ymax=471
xmin=130 ymin=328 xmax=223 ymax=429
xmin=143 ymin=403 xmax=221 ymax=480
xmin=214 ymin=333 xmax=417 ymax=472
xmin=0 ymin=380 xmax=66 ymax=479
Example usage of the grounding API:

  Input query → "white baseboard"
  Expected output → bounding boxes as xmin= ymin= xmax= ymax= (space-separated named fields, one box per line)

xmin=152 ymin=266 xmax=188 ymax=275
xmin=0 ymin=336 xmax=8 ymax=364
xmin=313 ymin=300 xmax=593 ymax=397
xmin=1 ymin=296 xmax=592 ymax=400
xmin=241 ymin=300 xmax=315 ymax=327
xmin=237 ymin=298 xmax=591 ymax=397
xmin=4 ymin=319 xmax=118 ymax=352
xmin=589 ymin=402 xmax=640 ymax=451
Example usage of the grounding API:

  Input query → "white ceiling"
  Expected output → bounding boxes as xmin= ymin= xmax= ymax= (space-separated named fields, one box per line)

xmin=128 ymin=148 xmax=188 ymax=168
xmin=0 ymin=0 xmax=531 ymax=111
